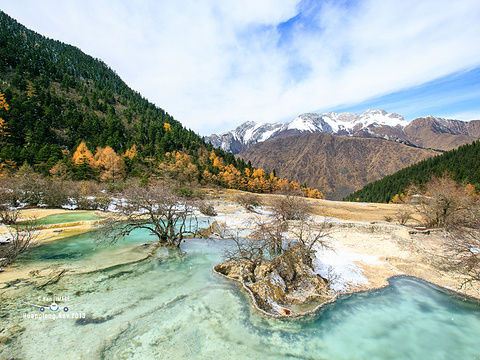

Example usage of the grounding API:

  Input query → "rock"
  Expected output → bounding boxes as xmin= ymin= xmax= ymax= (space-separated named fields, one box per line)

xmin=0 ymin=334 xmax=11 ymax=344
xmin=214 ymin=261 xmax=256 ymax=283
xmin=215 ymin=243 xmax=335 ymax=315
xmin=249 ymin=270 xmax=286 ymax=303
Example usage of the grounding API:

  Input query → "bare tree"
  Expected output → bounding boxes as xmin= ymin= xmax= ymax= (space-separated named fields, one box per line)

xmin=410 ymin=176 xmax=469 ymax=229
xmin=234 ymin=193 xmax=262 ymax=212
xmin=250 ymin=217 xmax=286 ymax=255
xmin=15 ymin=163 xmax=46 ymax=206
xmin=223 ymin=231 xmax=266 ymax=268
xmin=290 ymin=217 xmax=331 ymax=252
xmin=412 ymin=176 xmax=480 ymax=293
xmin=0 ymin=188 xmax=19 ymax=225
xmin=219 ymin=207 xmax=329 ymax=269
xmin=97 ymin=182 xmax=197 ymax=247
xmin=197 ymin=200 xmax=217 ymax=216
xmin=270 ymin=194 xmax=310 ymax=222
xmin=0 ymin=218 xmax=38 ymax=269
xmin=395 ymin=206 xmax=413 ymax=226
xmin=214 ymin=221 xmax=268 ymax=282
xmin=443 ymin=197 xmax=480 ymax=293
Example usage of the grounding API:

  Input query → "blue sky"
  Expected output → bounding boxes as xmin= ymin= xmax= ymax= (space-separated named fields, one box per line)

xmin=1 ymin=0 xmax=480 ymax=134
xmin=332 ymin=67 xmax=480 ymax=120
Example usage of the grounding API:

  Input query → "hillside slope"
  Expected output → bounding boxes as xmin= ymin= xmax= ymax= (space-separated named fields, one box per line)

xmin=403 ymin=116 xmax=480 ymax=150
xmin=0 ymin=11 xmax=249 ymax=179
xmin=345 ymin=140 xmax=480 ymax=203
xmin=239 ymin=132 xmax=439 ymax=200
xmin=0 ymin=11 xmax=326 ymax=196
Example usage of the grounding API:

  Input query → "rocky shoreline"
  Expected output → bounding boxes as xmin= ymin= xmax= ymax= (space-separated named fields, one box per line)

xmin=209 ymin=207 xmax=479 ymax=317
xmin=2 ymin=201 xmax=478 ymax=318
xmin=213 ymin=243 xmax=336 ymax=317
xmin=213 ymin=264 xmax=339 ymax=318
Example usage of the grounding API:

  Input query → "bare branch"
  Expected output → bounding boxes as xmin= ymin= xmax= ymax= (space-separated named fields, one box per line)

xmin=250 ymin=217 xmax=286 ymax=255
xmin=269 ymin=194 xmax=310 ymax=222
xmin=413 ymin=176 xmax=480 ymax=292
xmin=0 ymin=217 xmax=38 ymax=269
xmin=234 ymin=193 xmax=262 ymax=212
xmin=290 ymin=217 xmax=332 ymax=252
xmin=96 ymin=181 xmax=197 ymax=247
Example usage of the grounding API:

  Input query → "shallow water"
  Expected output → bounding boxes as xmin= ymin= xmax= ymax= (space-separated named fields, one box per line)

xmin=36 ymin=211 xmax=102 ymax=225
xmin=2 ymin=230 xmax=480 ymax=359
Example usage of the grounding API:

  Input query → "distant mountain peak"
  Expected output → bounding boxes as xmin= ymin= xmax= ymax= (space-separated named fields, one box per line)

xmin=205 ymin=109 xmax=411 ymax=154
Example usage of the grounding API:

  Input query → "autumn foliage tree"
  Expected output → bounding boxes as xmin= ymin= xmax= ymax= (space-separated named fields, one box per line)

xmin=206 ymin=150 xmax=324 ymax=197
xmin=93 ymin=146 xmax=126 ymax=182
xmin=124 ymin=144 xmax=138 ymax=160
xmin=71 ymin=141 xmax=96 ymax=180
xmin=72 ymin=141 xmax=94 ymax=166
xmin=0 ymin=93 xmax=10 ymax=142
xmin=161 ymin=152 xmax=199 ymax=183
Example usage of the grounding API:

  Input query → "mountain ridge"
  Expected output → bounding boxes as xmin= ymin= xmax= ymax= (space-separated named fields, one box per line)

xmin=207 ymin=110 xmax=480 ymax=154
xmin=239 ymin=131 xmax=439 ymax=200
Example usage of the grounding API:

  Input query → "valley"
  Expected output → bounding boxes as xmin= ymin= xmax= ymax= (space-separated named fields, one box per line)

xmin=207 ymin=110 xmax=480 ymax=199
xmin=1 ymin=6 xmax=480 ymax=359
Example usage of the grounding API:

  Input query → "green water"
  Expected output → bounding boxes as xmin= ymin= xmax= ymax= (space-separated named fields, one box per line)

xmin=17 ymin=227 xmax=151 ymax=263
xmin=2 ymin=230 xmax=480 ymax=359
xmin=36 ymin=211 xmax=102 ymax=225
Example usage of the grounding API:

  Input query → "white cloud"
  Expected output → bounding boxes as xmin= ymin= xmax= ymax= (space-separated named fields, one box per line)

xmin=445 ymin=110 xmax=480 ymax=121
xmin=1 ymin=0 xmax=480 ymax=134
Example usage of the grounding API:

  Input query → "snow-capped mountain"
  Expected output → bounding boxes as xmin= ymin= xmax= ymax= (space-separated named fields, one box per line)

xmin=205 ymin=109 xmax=409 ymax=154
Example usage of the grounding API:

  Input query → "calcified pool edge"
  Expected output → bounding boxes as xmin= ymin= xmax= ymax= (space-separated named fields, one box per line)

xmin=3 ymin=235 xmax=480 ymax=359
xmin=212 ymin=264 xmax=478 ymax=320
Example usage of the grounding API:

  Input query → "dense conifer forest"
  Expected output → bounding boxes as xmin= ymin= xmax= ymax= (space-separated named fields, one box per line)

xmin=0 ymin=10 xmax=221 ymax=166
xmin=344 ymin=140 xmax=480 ymax=203
xmin=0 ymin=11 xmax=321 ymax=196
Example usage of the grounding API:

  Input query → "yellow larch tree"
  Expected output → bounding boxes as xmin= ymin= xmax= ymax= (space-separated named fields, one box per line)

xmin=306 ymin=188 xmax=324 ymax=199
xmin=390 ymin=193 xmax=407 ymax=204
xmin=201 ymin=169 xmax=213 ymax=185
xmin=0 ymin=93 xmax=10 ymax=140
xmin=465 ymin=184 xmax=478 ymax=197
xmin=124 ymin=144 xmax=138 ymax=160
xmin=160 ymin=151 xmax=199 ymax=183
xmin=0 ymin=93 xmax=10 ymax=111
xmin=219 ymin=164 xmax=242 ymax=188
xmin=72 ymin=141 xmax=94 ymax=166
xmin=252 ymin=168 xmax=266 ymax=178
xmin=0 ymin=118 xmax=8 ymax=139
xmin=93 ymin=146 xmax=126 ymax=182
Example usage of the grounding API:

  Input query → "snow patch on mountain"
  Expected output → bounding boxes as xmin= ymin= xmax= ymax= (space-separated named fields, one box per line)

xmin=205 ymin=109 xmax=409 ymax=154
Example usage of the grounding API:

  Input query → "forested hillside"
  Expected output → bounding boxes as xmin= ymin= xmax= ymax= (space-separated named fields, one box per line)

xmin=0 ymin=11 xmax=218 ymax=163
xmin=344 ymin=140 xmax=480 ymax=203
xmin=0 ymin=11 xmax=322 ymax=196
